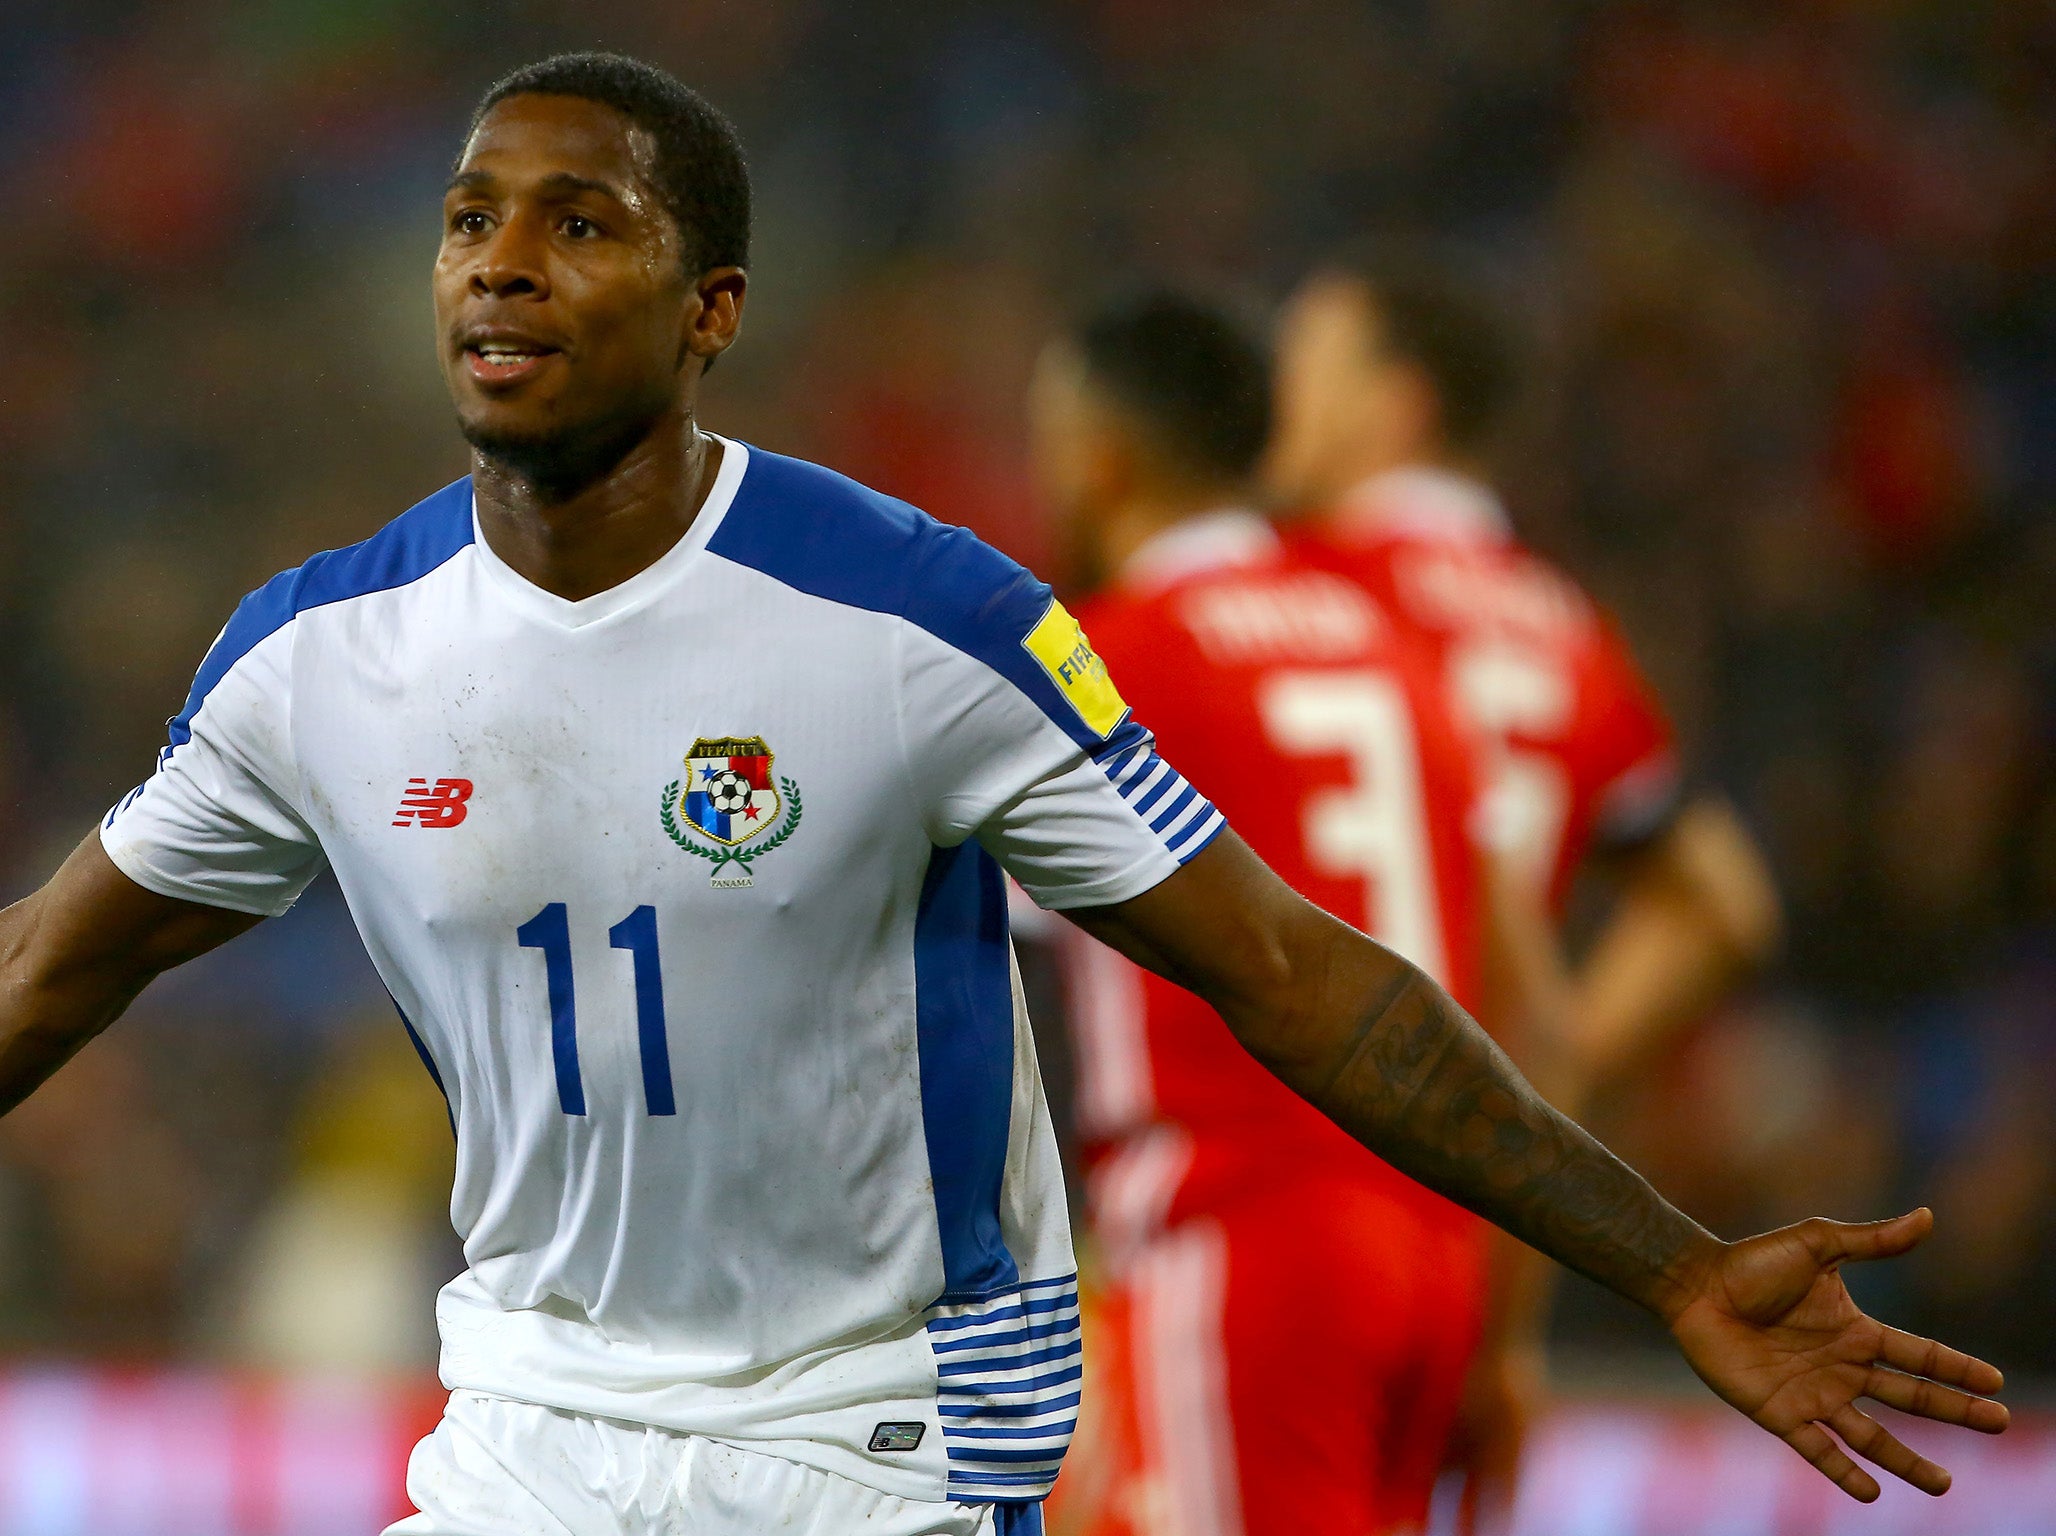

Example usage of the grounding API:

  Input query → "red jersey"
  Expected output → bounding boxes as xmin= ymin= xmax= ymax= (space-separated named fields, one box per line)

xmin=1294 ymin=469 xmax=1680 ymax=913
xmin=1070 ymin=511 xmax=1492 ymax=1228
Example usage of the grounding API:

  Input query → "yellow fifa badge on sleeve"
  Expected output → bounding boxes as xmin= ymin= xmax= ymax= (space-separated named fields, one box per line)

xmin=1023 ymin=599 xmax=1130 ymax=738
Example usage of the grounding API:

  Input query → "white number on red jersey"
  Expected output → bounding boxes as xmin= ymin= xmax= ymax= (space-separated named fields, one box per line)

xmin=1257 ymin=671 xmax=1447 ymax=984
xmin=1448 ymin=639 xmax=1573 ymax=890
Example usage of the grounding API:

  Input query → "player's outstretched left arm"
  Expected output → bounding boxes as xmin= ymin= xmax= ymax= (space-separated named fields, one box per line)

xmin=0 ymin=831 xmax=259 ymax=1116
xmin=1065 ymin=830 xmax=2008 ymax=1502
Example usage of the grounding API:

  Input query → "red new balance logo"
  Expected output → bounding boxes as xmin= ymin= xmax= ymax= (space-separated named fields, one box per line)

xmin=392 ymin=777 xmax=473 ymax=828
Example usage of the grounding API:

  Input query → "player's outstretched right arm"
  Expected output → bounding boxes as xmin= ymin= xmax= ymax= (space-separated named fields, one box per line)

xmin=1066 ymin=829 xmax=2008 ymax=1502
xmin=0 ymin=832 xmax=259 ymax=1116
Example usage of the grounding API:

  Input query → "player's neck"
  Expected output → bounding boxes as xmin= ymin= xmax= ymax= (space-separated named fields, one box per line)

xmin=1101 ymin=484 xmax=1246 ymax=580
xmin=472 ymin=413 xmax=722 ymax=603
xmin=1316 ymin=443 xmax=1482 ymax=512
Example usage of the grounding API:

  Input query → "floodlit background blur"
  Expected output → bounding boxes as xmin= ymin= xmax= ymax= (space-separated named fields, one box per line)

xmin=0 ymin=0 xmax=2053 ymax=1531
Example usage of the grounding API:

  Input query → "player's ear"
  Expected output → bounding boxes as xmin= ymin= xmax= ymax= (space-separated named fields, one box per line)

xmin=1390 ymin=360 xmax=1443 ymax=455
xmin=1079 ymin=422 xmax=1135 ymax=506
xmin=680 ymin=266 xmax=747 ymax=370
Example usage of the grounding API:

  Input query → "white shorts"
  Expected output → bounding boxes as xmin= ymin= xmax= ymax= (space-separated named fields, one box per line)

xmin=384 ymin=1391 xmax=1046 ymax=1536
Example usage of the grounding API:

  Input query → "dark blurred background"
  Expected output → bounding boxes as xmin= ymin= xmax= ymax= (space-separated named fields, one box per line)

xmin=0 ymin=1 xmax=2052 ymax=1530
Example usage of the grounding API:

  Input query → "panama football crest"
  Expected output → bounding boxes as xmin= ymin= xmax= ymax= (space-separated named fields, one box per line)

xmin=660 ymin=735 xmax=803 ymax=888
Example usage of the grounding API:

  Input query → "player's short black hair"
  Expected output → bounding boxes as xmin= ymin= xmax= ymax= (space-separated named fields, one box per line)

xmin=469 ymin=52 xmax=751 ymax=275
xmin=1322 ymin=241 xmax=1517 ymax=452
xmin=1074 ymin=290 xmax=1272 ymax=482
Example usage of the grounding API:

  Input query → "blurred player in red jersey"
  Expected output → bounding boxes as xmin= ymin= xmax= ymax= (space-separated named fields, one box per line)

xmin=1029 ymin=292 xmax=1567 ymax=1536
xmin=1268 ymin=244 xmax=1784 ymax=1518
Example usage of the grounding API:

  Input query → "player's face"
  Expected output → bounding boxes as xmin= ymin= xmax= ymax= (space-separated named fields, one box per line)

xmin=1027 ymin=343 xmax=1117 ymax=590
xmin=1265 ymin=277 xmax=1422 ymax=505
xmin=434 ymin=94 xmax=736 ymax=479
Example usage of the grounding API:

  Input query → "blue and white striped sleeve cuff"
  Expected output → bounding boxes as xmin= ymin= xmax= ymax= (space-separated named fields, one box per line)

xmin=1091 ymin=723 xmax=1225 ymax=867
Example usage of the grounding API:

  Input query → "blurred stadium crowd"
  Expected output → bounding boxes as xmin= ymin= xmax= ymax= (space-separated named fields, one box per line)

xmin=0 ymin=0 xmax=2052 ymax=1407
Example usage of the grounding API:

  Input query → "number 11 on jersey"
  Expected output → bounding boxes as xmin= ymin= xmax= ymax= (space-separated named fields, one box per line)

xmin=517 ymin=903 xmax=677 ymax=1116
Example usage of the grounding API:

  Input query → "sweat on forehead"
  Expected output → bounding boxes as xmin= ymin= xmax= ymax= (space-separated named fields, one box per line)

xmin=465 ymin=51 xmax=753 ymax=275
xmin=458 ymin=99 xmax=665 ymax=212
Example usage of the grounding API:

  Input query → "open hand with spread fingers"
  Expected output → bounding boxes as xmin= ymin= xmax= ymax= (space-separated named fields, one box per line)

xmin=1665 ymin=1207 xmax=2009 ymax=1501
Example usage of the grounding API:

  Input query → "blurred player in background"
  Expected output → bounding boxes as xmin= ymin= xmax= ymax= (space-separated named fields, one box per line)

xmin=1269 ymin=244 xmax=1784 ymax=1519
xmin=1029 ymin=292 xmax=1566 ymax=1536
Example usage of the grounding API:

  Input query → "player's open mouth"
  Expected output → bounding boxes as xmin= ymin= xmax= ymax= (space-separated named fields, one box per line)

xmin=464 ymin=342 xmax=561 ymax=386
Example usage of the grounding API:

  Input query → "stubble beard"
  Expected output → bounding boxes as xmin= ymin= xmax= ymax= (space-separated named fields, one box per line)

xmin=459 ymin=400 xmax=669 ymax=502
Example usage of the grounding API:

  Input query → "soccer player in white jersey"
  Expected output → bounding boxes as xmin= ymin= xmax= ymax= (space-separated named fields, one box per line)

xmin=0 ymin=52 xmax=2009 ymax=1535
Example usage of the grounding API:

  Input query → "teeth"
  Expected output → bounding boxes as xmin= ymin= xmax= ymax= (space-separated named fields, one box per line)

xmin=476 ymin=345 xmax=539 ymax=361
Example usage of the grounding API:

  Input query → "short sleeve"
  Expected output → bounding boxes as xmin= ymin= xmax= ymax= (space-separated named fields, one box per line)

xmin=100 ymin=621 xmax=326 ymax=917
xmin=700 ymin=454 xmax=1230 ymax=911
xmin=1580 ymin=617 xmax=1682 ymax=853
xmin=896 ymin=593 xmax=1225 ymax=912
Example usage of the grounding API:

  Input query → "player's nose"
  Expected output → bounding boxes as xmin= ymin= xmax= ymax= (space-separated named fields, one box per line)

xmin=467 ymin=215 xmax=551 ymax=301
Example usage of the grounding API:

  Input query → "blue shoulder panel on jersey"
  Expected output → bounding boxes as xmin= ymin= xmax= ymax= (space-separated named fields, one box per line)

xmin=913 ymin=839 xmax=1021 ymax=1301
xmin=706 ymin=447 xmax=1105 ymax=751
xmin=166 ymin=477 xmax=476 ymax=750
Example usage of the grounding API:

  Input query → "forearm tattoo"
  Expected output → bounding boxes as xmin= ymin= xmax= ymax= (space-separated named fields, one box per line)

xmin=1293 ymin=963 xmax=1714 ymax=1316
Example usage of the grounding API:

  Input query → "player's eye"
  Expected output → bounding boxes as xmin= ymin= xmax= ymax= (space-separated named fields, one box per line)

xmin=561 ymin=214 xmax=600 ymax=239
xmin=451 ymin=209 xmax=493 ymax=236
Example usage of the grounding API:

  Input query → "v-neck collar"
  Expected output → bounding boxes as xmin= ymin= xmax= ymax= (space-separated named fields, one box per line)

xmin=469 ymin=435 xmax=749 ymax=629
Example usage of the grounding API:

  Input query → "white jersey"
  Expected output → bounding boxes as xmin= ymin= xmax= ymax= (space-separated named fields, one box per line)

xmin=101 ymin=438 xmax=1224 ymax=1505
